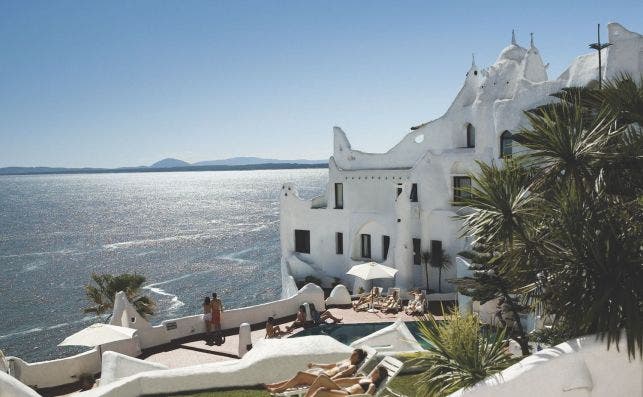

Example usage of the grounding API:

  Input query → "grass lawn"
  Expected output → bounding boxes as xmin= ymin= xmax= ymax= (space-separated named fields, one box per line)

xmin=168 ymin=373 xmax=422 ymax=397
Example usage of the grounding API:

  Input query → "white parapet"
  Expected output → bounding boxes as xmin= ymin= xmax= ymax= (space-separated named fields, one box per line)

xmin=99 ymin=351 xmax=168 ymax=386
xmin=448 ymin=333 xmax=643 ymax=397
xmin=0 ymin=371 xmax=41 ymax=397
xmin=77 ymin=335 xmax=353 ymax=397
xmin=6 ymin=283 xmax=326 ymax=391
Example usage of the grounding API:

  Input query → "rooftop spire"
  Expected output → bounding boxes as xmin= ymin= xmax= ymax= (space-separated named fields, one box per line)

xmin=511 ymin=29 xmax=517 ymax=45
xmin=530 ymin=32 xmax=535 ymax=48
xmin=471 ymin=53 xmax=476 ymax=67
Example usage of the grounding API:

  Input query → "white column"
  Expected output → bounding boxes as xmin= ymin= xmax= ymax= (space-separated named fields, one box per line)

xmin=238 ymin=323 xmax=252 ymax=358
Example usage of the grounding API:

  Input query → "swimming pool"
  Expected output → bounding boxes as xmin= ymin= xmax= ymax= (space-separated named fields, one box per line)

xmin=289 ymin=322 xmax=431 ymax=349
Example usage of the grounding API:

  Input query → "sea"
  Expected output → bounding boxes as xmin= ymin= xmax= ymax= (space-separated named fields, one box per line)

xmin=0 ymin=169 xmax=327 ymax=362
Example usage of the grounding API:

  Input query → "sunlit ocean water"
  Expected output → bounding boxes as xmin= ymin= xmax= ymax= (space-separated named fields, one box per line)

xmin=0 ymin=169 xmax=326 ymax=362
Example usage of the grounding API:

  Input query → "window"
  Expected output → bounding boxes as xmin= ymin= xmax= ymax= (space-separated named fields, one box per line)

xmin=409 ymin=183 xmax=418 ymax=202
xmin=500 ymin=130 xmax=513 ymax=157
xmin=294 ymin=229 xmax=310 ymax=254
xmin=361 ymin=234 xmax=371 ymax=259
xmin=382 ymin=235 xmax=390 ymax=261
xmin=466 ymin=124 xmax=476 ymax=148
xmin=453 ymin=176 xmax=472 ymax=204
xmin=334 ymin=183 xmax=344 ymax=209
xmin=396 ymin=184 xmax=403 ymax=198
xmin=430 ymin=240 xmax=442 ymax=265
xmin=335 ymin=232 xmax=343 ymax=255
xmin=412 ymin=238 xmax=421 ymax=265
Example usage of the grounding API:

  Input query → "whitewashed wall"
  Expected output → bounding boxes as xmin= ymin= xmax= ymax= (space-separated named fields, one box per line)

xmin=78 ymin=336 xmax=353 ymax=397
xmin=0 ymin=370 xmax=41 ymax=397
xmin=449 ymin=334 xmax=643 ymax=397
xmin=279 ymin=23 xmax=643 ymax=299
xmin=6 ymin=283 xmax=325 ymax=390
xmin=7 ymin=338 xmax=140 ymax=389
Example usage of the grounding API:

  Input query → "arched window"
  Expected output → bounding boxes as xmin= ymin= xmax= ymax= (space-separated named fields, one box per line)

xmin=466 ymin=123 xmax=475 ymax=148
xmin=500 ymin=130 xmax=513 ymax=157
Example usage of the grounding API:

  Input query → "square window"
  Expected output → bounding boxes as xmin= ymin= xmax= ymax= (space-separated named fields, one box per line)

xmin=453 ymin=176 xmax=471 ymax=205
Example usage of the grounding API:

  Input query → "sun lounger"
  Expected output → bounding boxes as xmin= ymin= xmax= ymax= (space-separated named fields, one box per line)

xmin=349 ymin=356 xmax=405 ymax=397
xmin=272 ymin=346 xmax=379 ymax=397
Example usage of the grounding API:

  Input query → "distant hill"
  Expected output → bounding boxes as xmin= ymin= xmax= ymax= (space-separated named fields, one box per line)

xmin=0 ymin=157 xmax=328 ymax=176
xmin=193 ymin=157 xmax=327 ymax=166
xmin=151 ymin=158 xmax=191 ymax=168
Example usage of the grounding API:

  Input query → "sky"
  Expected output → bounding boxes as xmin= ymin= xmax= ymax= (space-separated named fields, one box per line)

xmin=0 ymin=1 xmax=641 ymax=168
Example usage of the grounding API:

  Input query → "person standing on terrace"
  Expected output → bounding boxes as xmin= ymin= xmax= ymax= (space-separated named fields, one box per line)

xmin=202 ymin=296 xmax=213 ymax=337
xmin=211 ymin=292 xmax=223 ymax=331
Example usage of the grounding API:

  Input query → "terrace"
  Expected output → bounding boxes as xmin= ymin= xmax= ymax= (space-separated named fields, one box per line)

xmin=139 ymin=305 xmax=442 ymax=369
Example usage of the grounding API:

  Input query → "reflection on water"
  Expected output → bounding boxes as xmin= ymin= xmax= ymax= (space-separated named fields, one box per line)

xmin=0 ymin=169 xmax=327 ymax=361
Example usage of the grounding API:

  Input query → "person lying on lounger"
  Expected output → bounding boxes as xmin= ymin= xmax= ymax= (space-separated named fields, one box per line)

xmin=352 ymin=287 xmax=380 ymax=311
xmin=303 ymin=366 xmax=388 ymax=396
xmin=265 ymin=349 xmax=367 ymax=393
xmin=404 ymin=289 xmax=425 ymax=315
xmin=309 ymin=304 xmax=342 ymax=324
xmin=381 ymin=290 xmax=400 ymax=313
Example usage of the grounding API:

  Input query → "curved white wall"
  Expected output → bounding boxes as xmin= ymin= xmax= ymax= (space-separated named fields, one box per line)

xmin=78 ymin=336 xmax=353 ymax=397
xmin=0 ymin=371 xmax=41 ymax=397
xmin=8 ymin=338 xmax=140 ymax=389
xmin=6 ymin=284 xmax=325 ymax=390
xmin=449 ymin=334 xmax=643 ymax=397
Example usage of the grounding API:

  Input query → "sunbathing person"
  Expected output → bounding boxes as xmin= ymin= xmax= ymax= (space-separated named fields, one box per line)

xmin=404 ymin=289 xmax=425 ymax=315
xmin=265 ymin=349 xmax=367 ymax=393
xmin=352 ymin=287 xmax=379 ymax=311
xmin=310 ymin=304 xmax=342 ymax=324
xmin=286 ymin=305 xmax=307 ymax=332
xmin=381 ymin=290 xmax=400 ymax=313
xmin=266 ymin=316 xmax=289 ymax=338
xmin=304 ymin=366 xmax=388 ymax=397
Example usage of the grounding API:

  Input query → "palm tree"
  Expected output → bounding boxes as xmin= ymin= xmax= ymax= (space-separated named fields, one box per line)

xmin=453 ymin=250 xmax=531 ymax=356
xmin=411 ymin=310 xmax=516 ymax=396
xmin=513 ymin=75 xmax=643 ymax=358
xmin=84 ymin=273 xmax=155 ymax=322
xmin=458 ymin=75 xmax=642 ymax=359
xmin=429 ymin=249 xmax=451 ymax=293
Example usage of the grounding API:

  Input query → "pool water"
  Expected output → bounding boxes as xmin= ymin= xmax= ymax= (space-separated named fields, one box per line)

xmin=289 ymin=322 xmax=431 ymax=349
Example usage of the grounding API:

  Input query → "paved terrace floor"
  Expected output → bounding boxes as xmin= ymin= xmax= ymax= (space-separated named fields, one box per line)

xmin=141 ymin=305 xmax=445 ymax=368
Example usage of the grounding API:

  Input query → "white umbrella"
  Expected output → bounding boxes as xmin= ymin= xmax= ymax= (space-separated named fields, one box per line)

xmin=59 ymin=323 xmax=137 ymax=363
xmin=347 ymin=262 xmax=398 ymax=313
xmin=347 ymin=261 xmax=398 ymax=280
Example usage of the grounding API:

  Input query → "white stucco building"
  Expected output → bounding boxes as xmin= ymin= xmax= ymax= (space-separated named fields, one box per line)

xmin=280 ymin=23 xmax=643 ymax=297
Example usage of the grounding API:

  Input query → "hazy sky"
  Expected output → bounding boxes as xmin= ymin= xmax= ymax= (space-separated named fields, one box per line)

xmin=1 ymin=1 xmax=641 ymax=167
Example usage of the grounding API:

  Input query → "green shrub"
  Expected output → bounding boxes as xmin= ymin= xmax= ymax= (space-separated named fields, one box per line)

xmin=410 ymin=310 xmax=517 ymax=396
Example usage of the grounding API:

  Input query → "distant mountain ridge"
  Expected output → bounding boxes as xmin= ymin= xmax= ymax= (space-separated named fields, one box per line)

xmin=151 ymin=158 xmax=191 ymax=168
xmin=193 ymin=157 xmax=326 ymax=166
xmin=0 ymin=157 xmax=328 ymax=176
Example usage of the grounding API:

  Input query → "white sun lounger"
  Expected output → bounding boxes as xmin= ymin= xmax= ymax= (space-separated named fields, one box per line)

xmin=273 ymin=346 xmax=378 ymax=397
xmin=274 ymin=354 xmax=403 ymax=397
xmin=356 ymin=355 xmax=404 ymax=397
